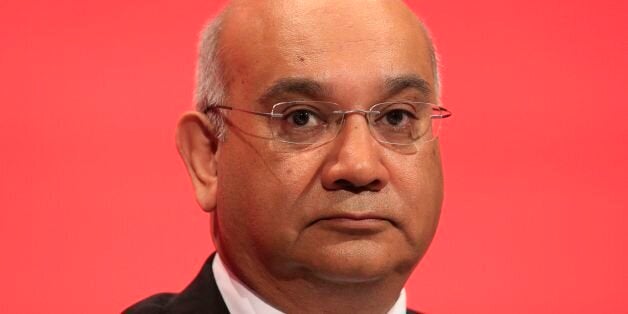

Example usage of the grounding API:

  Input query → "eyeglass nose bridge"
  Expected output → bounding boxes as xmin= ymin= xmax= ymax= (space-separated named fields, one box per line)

xmin=330 ymin=109 xmax=382 ymax=141
xmin=332 ymin=109 xmax=380 ymax=120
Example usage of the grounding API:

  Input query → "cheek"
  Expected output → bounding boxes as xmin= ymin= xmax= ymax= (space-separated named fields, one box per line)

xmin=388 ymin=142 xmax=444 ymax=247
xmin=215 ymin=139 xmax=325 ymax=245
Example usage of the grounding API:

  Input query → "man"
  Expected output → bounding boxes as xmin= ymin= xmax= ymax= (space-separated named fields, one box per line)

xmin=125 ymin=0 xmax=451 ymax=313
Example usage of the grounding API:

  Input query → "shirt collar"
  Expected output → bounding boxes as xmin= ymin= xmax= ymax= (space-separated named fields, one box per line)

xmin=213 ymin=253 xmax=407 ymax=314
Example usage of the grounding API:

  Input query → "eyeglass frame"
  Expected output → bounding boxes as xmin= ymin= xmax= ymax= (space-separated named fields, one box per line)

xmin=204 ymin=101 xmax=452 ymax=146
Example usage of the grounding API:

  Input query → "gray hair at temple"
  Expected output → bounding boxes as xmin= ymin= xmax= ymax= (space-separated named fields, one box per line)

xmin=194 ymin=8 xmax=441 ymax=141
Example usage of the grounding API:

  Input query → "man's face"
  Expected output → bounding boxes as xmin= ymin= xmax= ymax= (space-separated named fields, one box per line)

xmin=214 ymin=0 xmax=443 ymax=283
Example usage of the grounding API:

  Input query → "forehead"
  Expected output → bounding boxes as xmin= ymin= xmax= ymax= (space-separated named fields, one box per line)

xmin=220 ymin=0 xmax=434 ymax=104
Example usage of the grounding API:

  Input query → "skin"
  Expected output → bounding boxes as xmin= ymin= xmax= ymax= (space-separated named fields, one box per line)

xmin=176 ymin=0 xmax=443 ymax=313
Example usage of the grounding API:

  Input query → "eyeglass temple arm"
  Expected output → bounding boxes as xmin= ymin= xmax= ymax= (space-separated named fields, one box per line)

xmin=432 ymin=106 xmax=452 ymax=119
xmin=204 ymin=105 xmax=279 ymax=117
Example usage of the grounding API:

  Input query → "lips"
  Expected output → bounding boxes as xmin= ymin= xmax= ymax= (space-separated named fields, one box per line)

xmin=317 ymin=212 xmax=389 ymax=221
xmin=312 ymin=211 xmax=397 ymax=224
xmin=308 ymin=212 xmax=396 ymax=234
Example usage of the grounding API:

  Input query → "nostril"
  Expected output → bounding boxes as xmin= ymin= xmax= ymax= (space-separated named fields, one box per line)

xmin=333 ymin=179 xmax=382 ymax=193
xmin=334 ymin=179 xmax=355 ymax=189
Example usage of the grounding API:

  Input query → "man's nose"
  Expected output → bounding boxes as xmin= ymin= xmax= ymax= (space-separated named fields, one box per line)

xmin=320 ymin=114 xmax=389 ymax=192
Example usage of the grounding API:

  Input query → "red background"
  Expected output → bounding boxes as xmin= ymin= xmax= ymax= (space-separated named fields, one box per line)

xmin=1 ymin=0 xmax=626 ymax=313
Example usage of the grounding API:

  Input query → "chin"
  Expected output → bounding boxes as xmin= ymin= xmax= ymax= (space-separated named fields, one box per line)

xmin=296 ymin=239 xmax=419 ymax=284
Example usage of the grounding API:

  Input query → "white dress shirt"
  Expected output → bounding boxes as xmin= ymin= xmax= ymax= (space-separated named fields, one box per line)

xmin=213 ymin=253 xmax=407 ymax=314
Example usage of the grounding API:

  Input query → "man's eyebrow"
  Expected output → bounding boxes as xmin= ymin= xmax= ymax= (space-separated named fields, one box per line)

xmin=257 ymin=78 xmax=330 ymax=104
xmin=384 ymin=75 xmax=433 ymax=99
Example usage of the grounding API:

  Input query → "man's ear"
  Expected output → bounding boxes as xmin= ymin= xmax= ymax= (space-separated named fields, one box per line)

xmin=176 ymin=111 xmax=220 ymax=213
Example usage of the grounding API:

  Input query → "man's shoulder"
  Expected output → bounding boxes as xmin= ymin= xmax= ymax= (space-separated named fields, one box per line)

xmin=123 ymin=293 xmax=176 ymax=314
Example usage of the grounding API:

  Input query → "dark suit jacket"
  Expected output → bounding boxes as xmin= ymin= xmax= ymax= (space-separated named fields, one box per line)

xmin=124 ymin=254 xmax=421 ymax=314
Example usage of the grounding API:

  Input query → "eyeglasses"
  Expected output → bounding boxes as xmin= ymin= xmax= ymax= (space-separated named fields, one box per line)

xmin=206 ymin=101 xmax=451 ymax=146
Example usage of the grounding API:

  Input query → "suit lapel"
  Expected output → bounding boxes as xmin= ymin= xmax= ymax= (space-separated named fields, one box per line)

xmin=166 ymin=253 xmax=230 ymax=314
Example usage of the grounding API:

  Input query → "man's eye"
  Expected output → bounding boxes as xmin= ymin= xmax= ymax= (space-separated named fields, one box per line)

xmin=382 ymin=109 xmax=416 ymax=127
xmin=285 ymin=109 xmax=322 ymax=127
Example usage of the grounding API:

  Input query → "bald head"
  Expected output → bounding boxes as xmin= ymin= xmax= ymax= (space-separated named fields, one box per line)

xmin=195 ymin=0 xmax=439 ymax=138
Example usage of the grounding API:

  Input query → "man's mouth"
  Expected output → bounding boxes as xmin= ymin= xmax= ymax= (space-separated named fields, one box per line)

xmin=311 ymin=213 xmax=394 ymax=235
